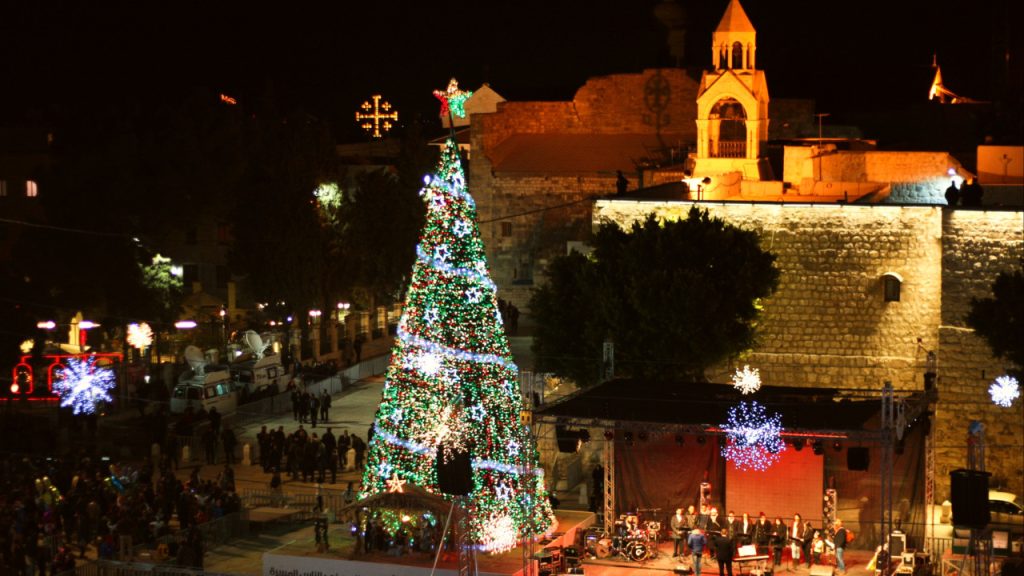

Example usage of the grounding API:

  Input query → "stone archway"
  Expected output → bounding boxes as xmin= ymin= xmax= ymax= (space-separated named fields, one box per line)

xmin=709 ymin=98 xmax=747 ymax=158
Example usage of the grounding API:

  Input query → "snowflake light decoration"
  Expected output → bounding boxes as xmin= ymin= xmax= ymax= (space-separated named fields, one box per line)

xmin=989 ymin=375 xmax=1020 ymax=408
xmin=53 ymin=357 xmax=116 ymax=415
xmin=721 ymin=401 xmax=785 ymax=471
xmin=731 ymin=365 xmax=761 ymax=395
xmin=379 ymin=462 xmax=394 ymax=480
xmin=415 ymin=405 xmax=469 ymax=462
xmin=127 ymin=322 xmax=153 ymax=350
xmin=478 ymin=513 xmax=518 ymax=554
xmin=416 ymin=352 xmax=443 ymax=376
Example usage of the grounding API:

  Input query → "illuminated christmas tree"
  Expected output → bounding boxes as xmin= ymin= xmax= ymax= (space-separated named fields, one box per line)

xmin=361 ymin=137 xmax=554 ymax=552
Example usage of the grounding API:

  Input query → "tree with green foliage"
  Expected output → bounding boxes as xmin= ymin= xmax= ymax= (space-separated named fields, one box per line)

xmin=531 ymin=207 xmax=780 ymax=385
xmin=967 ymin=265 xmax=1024 ymax=371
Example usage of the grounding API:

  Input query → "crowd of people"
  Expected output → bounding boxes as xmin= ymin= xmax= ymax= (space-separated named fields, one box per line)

xmin=255 ymin=424 xmax=367 ymax=485
xmin=670 ymin=507 xmax=851 ymax=576
xmin=0 ymin=453 xmax=244 ymax=575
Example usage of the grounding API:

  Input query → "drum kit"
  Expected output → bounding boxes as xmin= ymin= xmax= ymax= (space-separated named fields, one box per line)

xmin=585 ymin=510 xmax=662 ymax=563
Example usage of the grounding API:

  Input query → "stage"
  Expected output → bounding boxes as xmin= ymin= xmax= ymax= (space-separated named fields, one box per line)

xmin=261 ymin=509 xmax=596 ymax=576
xmin=581 ymin=543 xmax=880 ymax=576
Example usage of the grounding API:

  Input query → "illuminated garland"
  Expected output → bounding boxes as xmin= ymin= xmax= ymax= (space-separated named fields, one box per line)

xmin=721 ymin=401 xmax=785 ymax=471
xmin=415 ymin=244 xmax=496 ymax=291
xmin=53 ymin=357 xmax=116 ymax=415
xmin=989 ymin=375 xmax=1020 ymax=408
xmin=396 ymin=325 xmax=517 ymax=371
xmin=361 ymin=137 xmax=554 ymax=550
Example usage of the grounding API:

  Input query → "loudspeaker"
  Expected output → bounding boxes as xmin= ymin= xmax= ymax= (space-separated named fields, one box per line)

xmin=888 ymin=531 xmax=905 ymax=558
xmin=847 ymin=447 xmax=870 ymax=471
xmin=556 ymin=426 xmax=581 ymax=453
xmin=809 ymin=566 xmax=834 ymax=576
xmin=436 ymin=445 xmax=473 ymax=496
xmin=949 ymin=469 xmax=991 ymax=528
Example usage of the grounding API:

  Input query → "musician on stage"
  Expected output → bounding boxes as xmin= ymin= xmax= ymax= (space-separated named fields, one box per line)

xmin=738 ymin=512 xmax=754 ymax=546
xmin=771 ymin=517 xmax=787 ymax=570
xmin=671 ymin=508 xmax=690 ymax=559
xmin=714 ymin=528 xmax=736 ymax=576
xmin=754 ymin=512 xmax=772 ymax=554
xmin=801 ymin=521 xmax=815 ymax=569
xmin=706 ymin=508 xmax=723 ymax=561
xmin=788 ymin=513 xmax=804 ymax=571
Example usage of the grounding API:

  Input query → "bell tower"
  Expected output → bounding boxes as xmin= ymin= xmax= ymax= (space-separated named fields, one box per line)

xmin=693 ymin=0 xmax=771 ymax=181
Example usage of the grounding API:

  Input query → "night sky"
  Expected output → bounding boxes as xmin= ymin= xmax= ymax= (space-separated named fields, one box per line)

xmin=1 ymin=0 xmax=1018 ymax=140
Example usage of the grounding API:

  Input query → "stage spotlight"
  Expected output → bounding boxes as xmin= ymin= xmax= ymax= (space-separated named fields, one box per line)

xmin=792 ymin=438 xmax=804 ymax=451
xmin=604 ymin=430 xmax=614 ymax=441
xmin=638 ymin=431 xmax=648 ymax=442
xmin=812 ymin=440 xmax=824 ymax=455
xmin=675 ymin=434 xmax=685 ymax=446
xmin=697 ymin=435 xmax=707 ymax=445
xmin=833 ymin=440 xmax=842 ymax=452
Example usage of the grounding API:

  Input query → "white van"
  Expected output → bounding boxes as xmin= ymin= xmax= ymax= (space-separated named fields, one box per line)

xmin=231 ymin=354 xmax=285 ymax=397
xmin=170 ymin=369 xmax=237 ymax=414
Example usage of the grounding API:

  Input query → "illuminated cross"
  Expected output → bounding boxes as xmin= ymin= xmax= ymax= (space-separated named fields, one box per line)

xmin=355 ymin=94 xmax=398 ymax=139
xmin=433 ymin=78 xmax=473 ymax=120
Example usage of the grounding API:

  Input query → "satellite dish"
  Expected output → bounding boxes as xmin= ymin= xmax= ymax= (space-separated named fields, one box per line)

xmin=242 ymin=330 xmax=270 ymax=359
xmin=184 ymin=345 xmax=207 ymax=376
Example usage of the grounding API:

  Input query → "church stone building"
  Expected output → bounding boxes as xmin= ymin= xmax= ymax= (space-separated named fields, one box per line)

xmin=465 ymin=0 xmax=1023 ymax=501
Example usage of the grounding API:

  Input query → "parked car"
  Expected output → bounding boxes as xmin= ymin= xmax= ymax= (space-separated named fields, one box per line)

xmin=989 ymin=490 xmax=1024 ymax=538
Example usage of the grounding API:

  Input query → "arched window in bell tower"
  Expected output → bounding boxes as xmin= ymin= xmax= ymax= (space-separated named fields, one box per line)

xmin=732 ymin=41 xmax=744 ymax=69
xmin=719 ymin=45 xmax=728 ymax=70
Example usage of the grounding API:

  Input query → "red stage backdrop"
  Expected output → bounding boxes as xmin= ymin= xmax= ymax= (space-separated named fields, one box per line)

xmin=725 ymin=447 xmax=824 ymax=523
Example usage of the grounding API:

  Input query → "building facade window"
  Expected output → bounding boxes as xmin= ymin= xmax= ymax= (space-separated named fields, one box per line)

xmin=183 ymin=264 xmax=199 ymax=288
xmin=216 ymin=265 xmax=230 ymax=289
xmin=882 ymin=272 xmax=903 ymax=302
xmin=0 ymin=180 xmax=7 ymax=197
xmin=25 ymin=180 xmax=38 ymax=197
xmin=216 ymin=222 xmax=232 ymax=245
xmin=501 ymin=222 xmax=513 ymax=237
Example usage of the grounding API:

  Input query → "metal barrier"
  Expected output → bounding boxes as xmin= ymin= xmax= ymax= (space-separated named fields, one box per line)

xmin=71 ymin=561 xmax=241 ymax=576
xmin=240 ymin=487 xmax=353 ymax=522
xmin=69 ymin=514 xmax=248 ymax=576
xmin=924 ymin=536 xmax=952 ymax=561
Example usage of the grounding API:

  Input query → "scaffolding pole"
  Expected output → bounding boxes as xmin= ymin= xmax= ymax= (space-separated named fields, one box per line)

xmin=881 ymin=382 xmax=895 ymax=565
xmin=604 ymin=435 xmax=616 ymax=534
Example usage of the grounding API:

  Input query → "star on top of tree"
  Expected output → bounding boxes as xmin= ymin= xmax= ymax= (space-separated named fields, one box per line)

xmin=434 ymin=78 xmax=473 ymax=120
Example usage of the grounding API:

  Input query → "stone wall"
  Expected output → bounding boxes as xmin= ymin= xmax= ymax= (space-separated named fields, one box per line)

xmin=935 ymin=209 xmax=1023 ymax=499
xmin=472 ymin=69 xmax=702 ymax=309
xmin=473 ymin=164 xmax=615 ymax=306
xmin=783 ymin=148 xmax=971 ymax=204
xmin=594 ymin=201 xmax=944 ymax=391
xmin=593 ymin=200 xmax=1023 ymax=501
